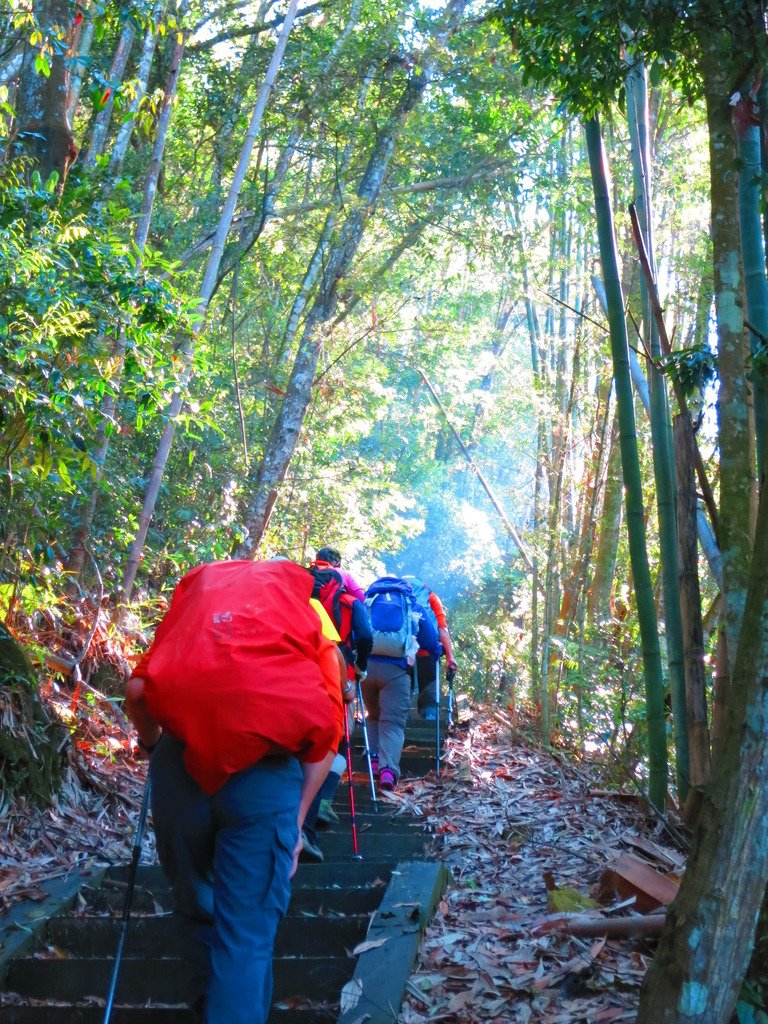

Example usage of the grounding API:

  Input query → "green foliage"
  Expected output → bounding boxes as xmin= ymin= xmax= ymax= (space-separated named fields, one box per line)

xmin=659 ymin=342 xmax=717 ymax=397
xmin=0 ymin=160 xmax=191 ymax=583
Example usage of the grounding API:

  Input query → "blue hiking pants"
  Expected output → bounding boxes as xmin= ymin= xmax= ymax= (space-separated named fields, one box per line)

xmin=149 ymin=734 xmax=301 ymax=1024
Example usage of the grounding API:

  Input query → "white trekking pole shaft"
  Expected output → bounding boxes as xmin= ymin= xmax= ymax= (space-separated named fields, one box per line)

xmin=356 ymin=680 xmax=378 ymax=810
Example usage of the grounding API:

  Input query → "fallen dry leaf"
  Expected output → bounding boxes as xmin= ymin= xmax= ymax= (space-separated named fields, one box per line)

xmin=351 ymin=937 xmax=390 ymax=956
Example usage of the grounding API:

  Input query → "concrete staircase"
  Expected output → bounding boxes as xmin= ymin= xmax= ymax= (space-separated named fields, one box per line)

xmin=0 ymin=717 xmax=447 ymax=1024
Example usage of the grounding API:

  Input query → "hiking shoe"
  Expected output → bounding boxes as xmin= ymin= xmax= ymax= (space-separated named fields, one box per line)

xmin=379 ymin=768 xmax=396 ymax=791
xmin=370 ymin=754 xmax=379 ymax=778
xmin=317 ymin=799 xmax=339 ymax=825
xmin=299 ymin=829 xmax=324 ymax=863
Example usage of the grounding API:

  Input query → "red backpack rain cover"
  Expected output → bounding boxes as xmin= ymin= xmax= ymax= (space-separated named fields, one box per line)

xmin=134 ymin=560 xmax=344 ymax=793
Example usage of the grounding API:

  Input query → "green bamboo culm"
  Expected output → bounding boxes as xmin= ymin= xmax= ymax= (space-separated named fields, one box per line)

xmin=626 ymin=61 xmax=689 ymax=800
xmin=584 ymin=114 xmax=668 ymax=810
xmin=737 ymin=118 xmax=768 ymax=478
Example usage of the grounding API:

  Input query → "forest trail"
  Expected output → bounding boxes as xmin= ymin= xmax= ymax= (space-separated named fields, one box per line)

xmin=1 ymin=707 xmax=673 ymax=1023
xmin=399 ymin=716 xmax=674 ymax=1024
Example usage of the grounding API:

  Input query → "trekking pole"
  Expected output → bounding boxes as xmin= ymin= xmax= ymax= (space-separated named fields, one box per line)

xmin=342 ymin=705 xmax=363 ymax=860
xmin=356 ymin=679 xmax=378 ymax=811
xmin=103 ymin=776 xmax=152 ymax=1024
xmin=435 ymin=660 xmax=442 ymax=777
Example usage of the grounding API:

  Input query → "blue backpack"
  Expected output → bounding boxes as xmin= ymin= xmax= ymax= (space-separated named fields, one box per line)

xmin=402 ymin=576 xmax=439 ymax=634
xmin=365 ymin=577 xmax=414 ymax=658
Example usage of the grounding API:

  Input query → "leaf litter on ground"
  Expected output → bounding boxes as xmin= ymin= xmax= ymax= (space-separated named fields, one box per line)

xmin=3 ymin=639 xmax=682 ymax=1024
xmin=397 ymin=713 xmax=686 ymax=1024
xmin=1 ymin=612 xmax=154 ymax=916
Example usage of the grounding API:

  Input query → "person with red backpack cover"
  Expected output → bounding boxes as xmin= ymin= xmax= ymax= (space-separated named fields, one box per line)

xmin=125 ymin=559 xmax=347 ymax=1024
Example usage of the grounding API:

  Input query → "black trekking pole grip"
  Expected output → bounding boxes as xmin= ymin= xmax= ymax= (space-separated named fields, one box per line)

xmin=103 ymin=776 xmax=152 ymax=1024
xmin=446 ymin=665 xmax=456 ymax=726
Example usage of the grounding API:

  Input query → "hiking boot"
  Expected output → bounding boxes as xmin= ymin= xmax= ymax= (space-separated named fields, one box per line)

xmin=317 ymin=799 xmax=339 ymax=825
xmin=379 ymin=768 xmax=396 ymax=791
xmin=370 ymin=753 xmax=379 ymax=778
xmin=299 ymin=829 xmax=324 ymax=863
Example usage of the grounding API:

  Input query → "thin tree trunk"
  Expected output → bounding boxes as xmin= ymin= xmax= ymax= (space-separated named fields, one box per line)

xmin=626 ymin=58 xmax=689 ymax=799
xmin=121 ymin=0 xmax=301 ymax=601
xmin=584 ymin=114 xmax=667 ymax=810
xmin=588 ymin=408 xmax=621 ymax=623
xmin=66 ymin=20 xmax=187 ymax=576
xmin=83 ymin=20 xmax=135 ymax=167
xmin=235 ymin=1 xmax=468 ymax=556
xmin=556 ymin=374 xmax=611 ymax=655
xmin=14 ymin=0 xmax=77 ymax=187
xmin=208 ymin=0 xmax=364 ymax=295
xmin=276 ymin=70 xmax=375 ymax=368
xmin=674 ymin=413 xmax=710 ymax=819
xmin=107 ymin=0 xmax=165 ymax=179
xmin=66 ymin=7 xmax=94 ymax=119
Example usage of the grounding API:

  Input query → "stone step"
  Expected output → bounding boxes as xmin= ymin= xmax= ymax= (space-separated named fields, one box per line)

xmin=81 ymin=869 xmax=395 ymax=918
xmin=46 ymin=913 xmax=369 ymax=959
xmin=351 ymin=755 xmax=436 ymax=777
xmin=304 ymin=830 xmax=425 ymax=861
xmin=107 ymin=860 xmax=395 ymax=892
xmin=0 ymin=1009 xmax=332 ymax=1024
xmin=5 ymin=954 xmax=351 ymax=1005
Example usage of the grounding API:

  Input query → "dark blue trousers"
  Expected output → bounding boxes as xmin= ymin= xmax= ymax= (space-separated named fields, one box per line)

xmin=150 ymin=735 xmax=301 ymax=1024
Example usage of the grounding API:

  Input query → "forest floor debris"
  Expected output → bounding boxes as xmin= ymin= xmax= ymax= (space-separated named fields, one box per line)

xmin=1 ymin=675 xmax=153 ymax=915
xmin=2 ymin=691 xmax=684 ymax=1022
xmin=398 ymin=715 xmax=686 ymax=1024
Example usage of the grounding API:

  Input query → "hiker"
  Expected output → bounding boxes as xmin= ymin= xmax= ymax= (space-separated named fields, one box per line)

xmin=125 ymin=559 xmax=347 ymax=1024
xmin=312 ymin=545 xmax=365 ymax=603
xmin=301 ymin=561 xmax=373 ymax=857
xmin=362 ymin=575 xmax=441 ymax=790
xmin=402 ymin=575 xmax=458 ymax=721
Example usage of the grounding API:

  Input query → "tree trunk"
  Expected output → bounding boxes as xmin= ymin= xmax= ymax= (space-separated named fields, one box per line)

xmin=588 ymin=409 xmax=621 ymax=623
xmin=626 ymin=58 xmax=689 ymax=799
xmin=236 ymin=86 xmax=431 ymax=551
xmin=14 ymin=0 xmax=77 ymax=188
xmin=737 ymin=113 xmax=768 ymax=477
xmin=67 ymin=22 xmax=187 ymax=576
xmin=700 ymin=36 xmax=754 ymax=668
xmin=66 ymin=5 xmax=94 ymax=119
xmin=673 ymin=413 xmax=710 ymax=818
xmin=107 ymin=0 xmax=165 ymax=180
xmin=584 ymin=113 xmax=667 ymax=810
xmin=121 ymin=0 xmax=301 ymax=601
xmin=636 ymin=477 xmax=768 ymax=1024
xmin=82 ymin=19 xmax=135 ymax=167
xmin=276 ymin=69 xmax=376 ymax=368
